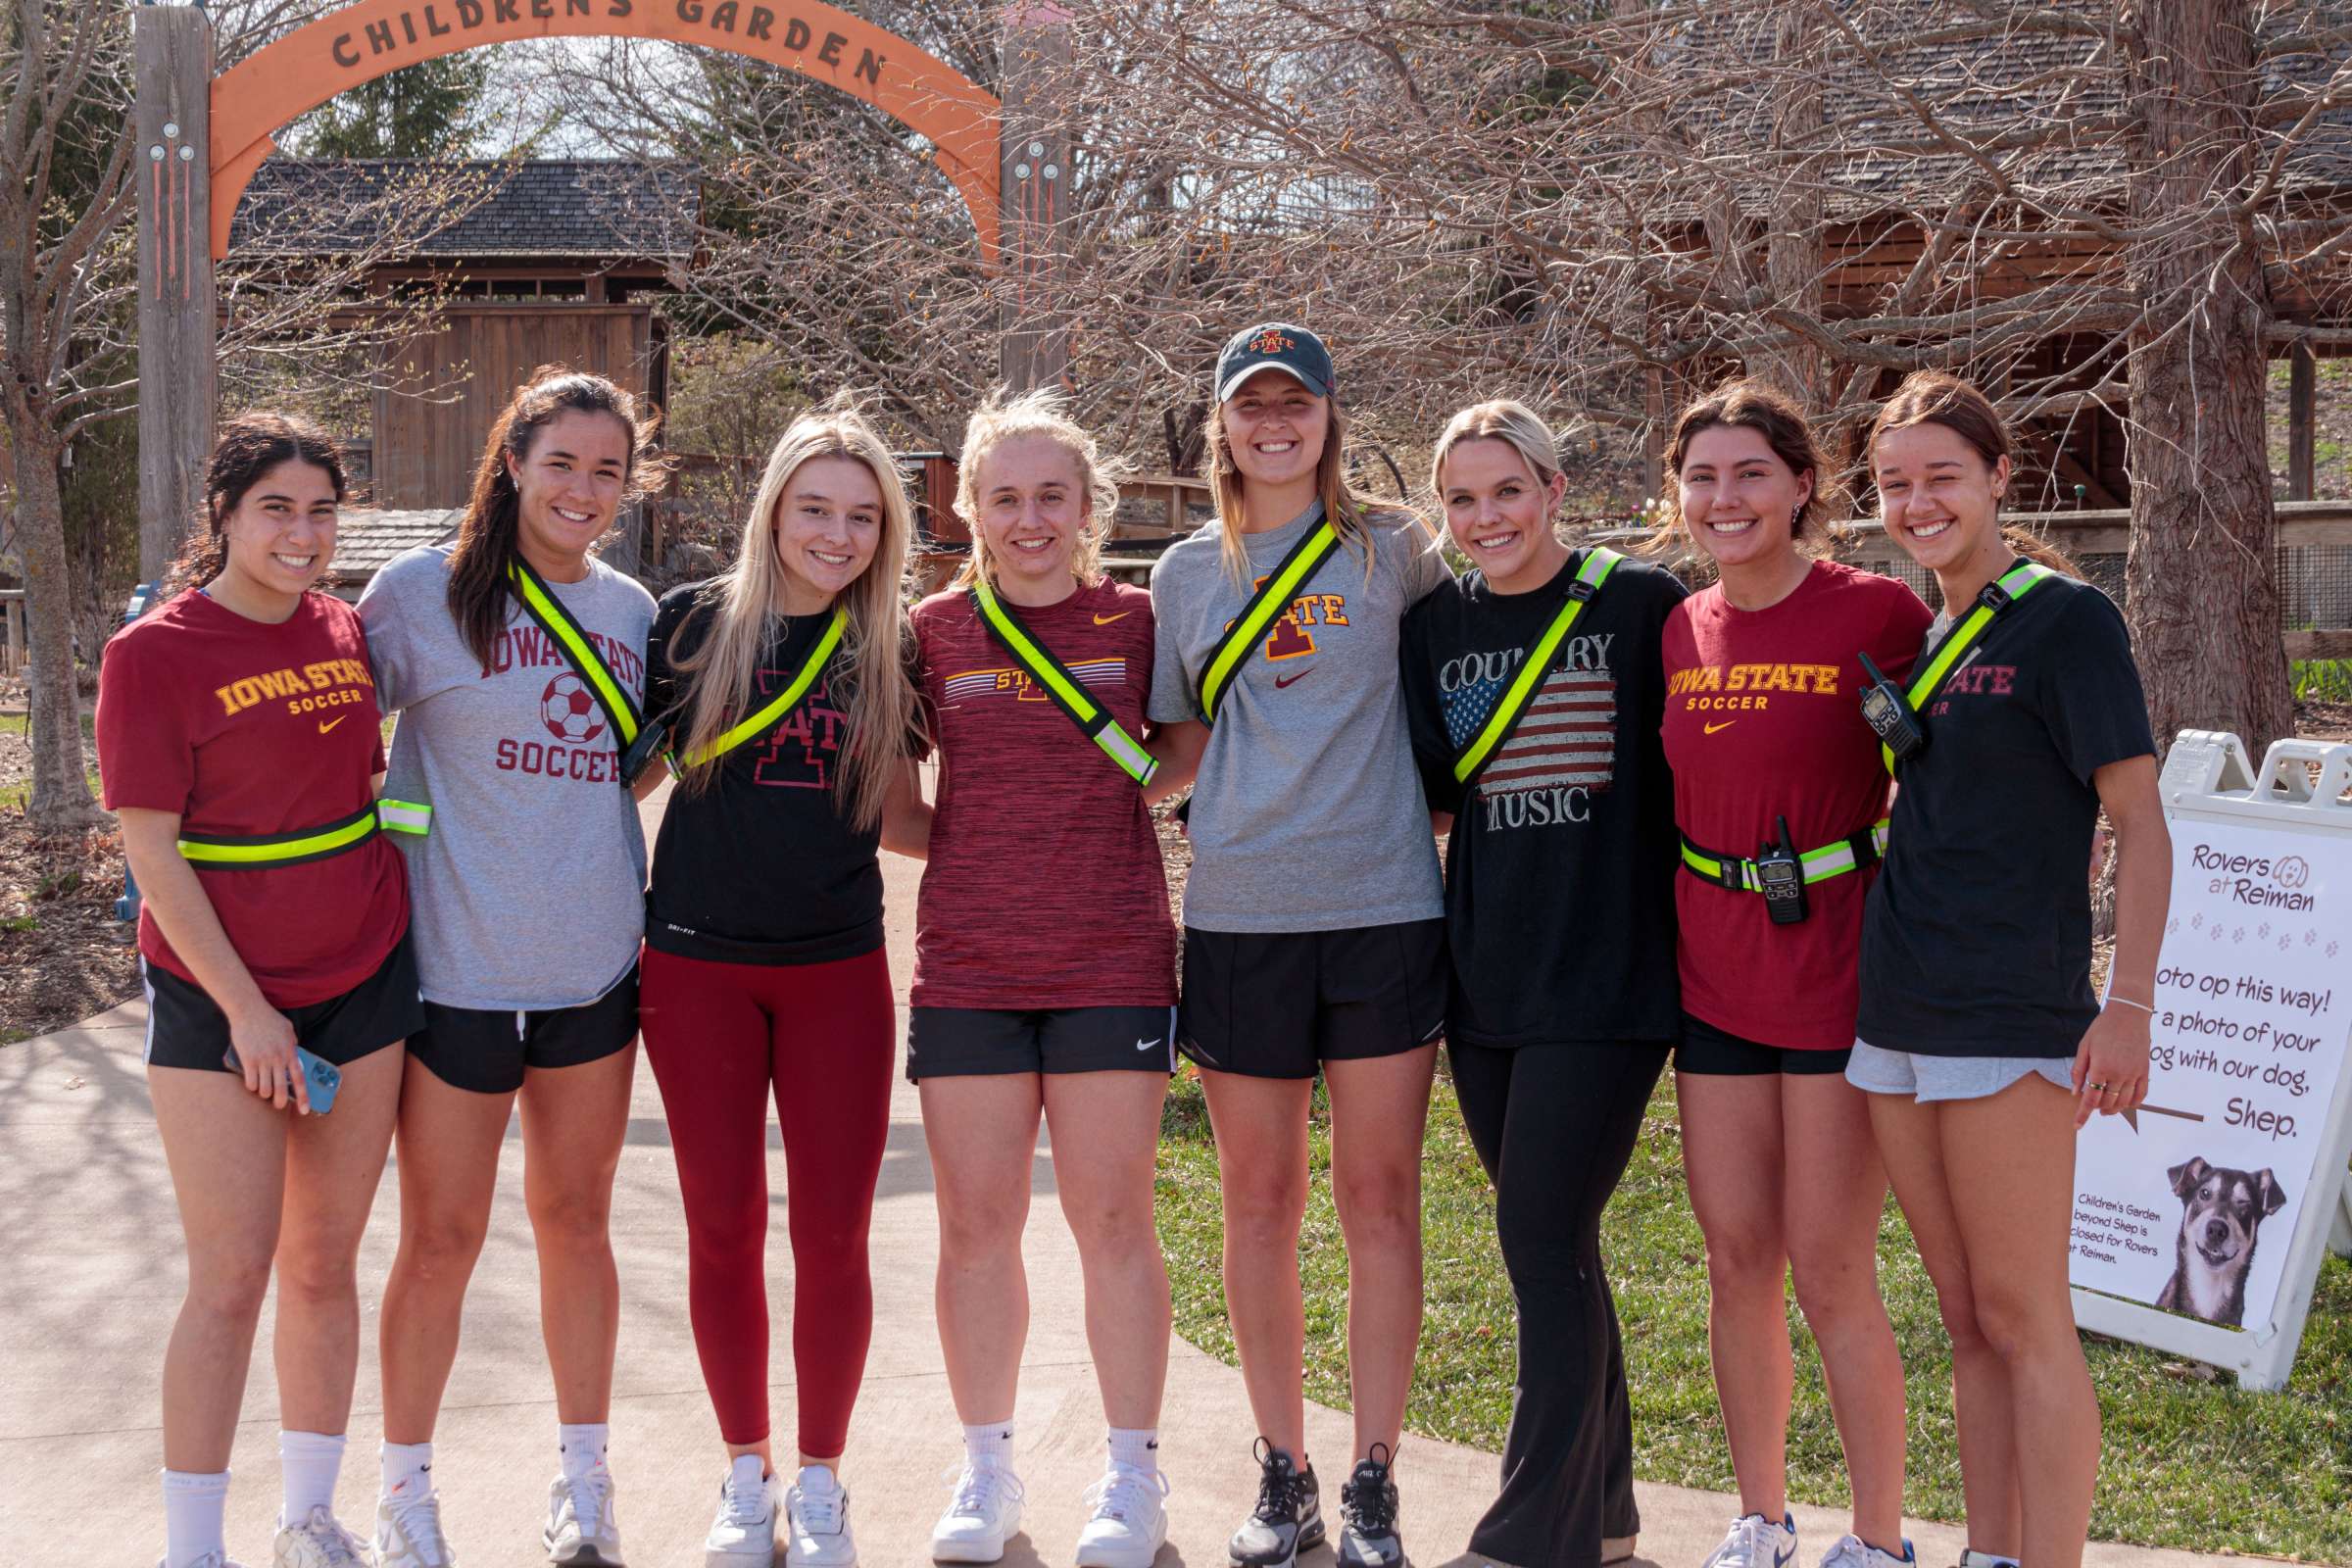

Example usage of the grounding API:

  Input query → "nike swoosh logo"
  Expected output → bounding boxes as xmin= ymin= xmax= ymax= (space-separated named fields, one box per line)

xmin=318 ymin=716 xmax=348 ymax=735
xmin=1094 ymin=612 xmax=1132 ymax=625
xmin=1134 ymin=1037 xmax=1162 ymax=1051
xmin=1703 ymin=720 xmax=1736 ymax=734
xmin=1273 ymin=668 xmax=1314 ymax=689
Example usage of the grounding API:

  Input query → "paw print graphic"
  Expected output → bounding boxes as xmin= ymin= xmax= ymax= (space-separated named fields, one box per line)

xmin=2330 ymin=940 xmax=2341 ymax=959
xmin=2232 ymin=927 xmax=2245 ymax=944
xmin=2167 ymin=918 xmax=2180 ymax=935
xmin=2306 ymin=929 xmax=2318 ymax=946
xmin=2280 ymin=936 xmax=2292 ymax=952
xmin=2211 ymin=925 xmax=2226 ymax=941
xmin=2191 ymin=912 xmax=2204 ymax=929
xmin=2259 ymin=922 xmax=2271 ymax=939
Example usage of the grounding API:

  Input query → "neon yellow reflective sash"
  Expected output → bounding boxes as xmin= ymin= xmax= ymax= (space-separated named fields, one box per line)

xmin=678 ymin=608 xmax=848 ymax=769
xmin=176 ymin=799 xmax=428 ymax=869
xmin=1882 ymin=560 xmax=2051 ymax=772
xmin=1452 ymin=547 xmax=1622 ymax=785
xmin=969 ymin=581 xmax=1157 ymax=787
xmin=509 ymin=559 xmax=640 ymax=749
xmin=1197 ymin=520 xmax=1342 ymax=722
xmin=1680 ymin=818 xmax=1889 ymax=892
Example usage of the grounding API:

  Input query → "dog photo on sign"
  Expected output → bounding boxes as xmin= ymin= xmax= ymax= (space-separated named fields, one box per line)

xmin=2153 ymin=1156 xmax=2287 ymax=1328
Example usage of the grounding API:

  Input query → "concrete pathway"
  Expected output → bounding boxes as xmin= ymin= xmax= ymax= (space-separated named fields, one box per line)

xmin=0 ymin=794 xmax=2260 ymax=1567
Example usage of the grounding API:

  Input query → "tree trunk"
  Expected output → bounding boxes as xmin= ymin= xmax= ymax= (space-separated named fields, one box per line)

xmin=7 ymin=418 xmax=105 ymax=831
xmin=2121 ymin=0 xmax=2292 ymax=755
xmin=1760 ymin=3 xmax=1827 ymax=412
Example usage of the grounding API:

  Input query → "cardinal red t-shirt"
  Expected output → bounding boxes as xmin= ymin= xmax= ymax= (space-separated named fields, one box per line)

xmin=1660 ymin=561 xmax=1933 ymax=1050
xmin=96 ymin=589 xmax=409 ymax=1007
xmin=909 ymin=578 xmax=1176 ymax=1008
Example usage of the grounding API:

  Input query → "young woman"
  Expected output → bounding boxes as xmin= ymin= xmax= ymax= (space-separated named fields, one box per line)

xmin=101 ymin=416 xmax=417 ymax=1568
xmin=1856 ymin=371 xmax=2169 ymax=1568
xmin=1658 ymin=382 xmax=1927 ymax=1568
xmin=635 ymin=398 xmax=929 ymax=1568
xmin=907 ymin=390 xmax=1191 ymax=1568
xmin=358 ymin=370 xmax=661 ymax=1568
xmin=1147 ymin=322 xmax=1448 ymax=1568
xmin=1398 ymin=401 xmax=1686 ymax=1568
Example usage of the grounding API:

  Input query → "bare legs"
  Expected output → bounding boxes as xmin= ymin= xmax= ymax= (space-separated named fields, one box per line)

xmin=1870 ymin=1075 xmax=2098 ymax=1568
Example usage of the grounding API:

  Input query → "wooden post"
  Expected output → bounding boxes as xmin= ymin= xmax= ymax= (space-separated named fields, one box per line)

xmin=999 ymin=3 xmax=1072 ymax=392
xmin=2289 ymin=340 xmax=2318 ymax=502
xmin=136 ymin=7 xmax=218 ymax=584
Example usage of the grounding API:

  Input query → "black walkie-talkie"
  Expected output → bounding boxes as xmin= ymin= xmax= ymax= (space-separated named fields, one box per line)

xmin=1857 ymin=650 xmax=1926 ymax=762
xmin=1756 ymin=814 xmax=1807 ymax=926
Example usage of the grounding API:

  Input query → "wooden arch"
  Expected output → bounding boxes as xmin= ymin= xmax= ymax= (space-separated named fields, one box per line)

xmin=207 ymin=0 xmax=1004 ymax=263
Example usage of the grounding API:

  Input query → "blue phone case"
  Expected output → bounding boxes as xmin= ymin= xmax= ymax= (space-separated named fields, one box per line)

xmin=220 ymin=1043 xmax=342 ymax=1113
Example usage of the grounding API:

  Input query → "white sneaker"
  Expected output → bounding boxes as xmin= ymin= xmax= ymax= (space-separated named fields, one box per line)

xmin=1819 ymin=1537 xmax=1913 ymax=1568
xmin=1074 ymin=1462 xmax=1170 ymax=1568
xmin=1701 ymin=1512 xmax=1796 ymax=1568
xmin=1957 ymin=1555 xmax=2018 ymax=1568
xmin=273 ymin=1505 xmax=370 ymax=1567
xmin=376 ymin=1482 xmax=457 ymax=1568
xmin=704 ymin=1456 xmax=781 ymax=1565
xmin=159 ymin=1555 xmax=254 ymax=1568
xmin=544 ymin=1468 xmax=623 ymax=1565
xmin=930 ymin=1461 xmax=1024 ymax=1563
xmin=784 ymin=1466 xmax=856 ymax=1567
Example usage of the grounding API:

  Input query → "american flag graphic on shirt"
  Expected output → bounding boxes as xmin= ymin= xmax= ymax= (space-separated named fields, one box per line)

xmin=1443 ymin=662 xmax=1617 ymax=800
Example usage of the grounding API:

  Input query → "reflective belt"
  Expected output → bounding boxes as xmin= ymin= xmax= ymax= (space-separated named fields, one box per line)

xmin=510 ymin=559 xmax=641 ymax=749
xmin=1680 ymin=818 xmax=1889 ymax=893
xmin=177 ymin=800 xmax=431 ymax=870
xmin=1197 ymin=519 xmax=1342 ymax=722
xmin=969 ymin=580 xmax=1157 ymax=787
xmin=677 ymin=608 xmax=847 ymax=770
xmin=1452 ymin=546 xmax=1621 ymax=785
xmin=1881 ymin=560 xmax=2052 ymax=772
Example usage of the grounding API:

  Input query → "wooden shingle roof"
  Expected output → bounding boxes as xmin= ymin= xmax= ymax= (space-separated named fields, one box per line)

xmin=228 ymin=159 xmax=700 ymax=262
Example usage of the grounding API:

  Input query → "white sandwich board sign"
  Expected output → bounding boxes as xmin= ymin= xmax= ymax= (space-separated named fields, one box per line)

xmin=2068 ymin=730 xmax=2352 ymax=1391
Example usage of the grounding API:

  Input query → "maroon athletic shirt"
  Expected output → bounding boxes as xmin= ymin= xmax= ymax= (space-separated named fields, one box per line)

xmin=96 ymin=589 xmax=409 ymax=1007
xmin=1661 ymin=560 xmax=1934 ymax=1050
xmin=909 ymin=578 xmax=1176 ymax=1009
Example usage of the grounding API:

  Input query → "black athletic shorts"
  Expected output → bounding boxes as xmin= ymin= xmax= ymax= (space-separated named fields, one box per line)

xmin=906 ymin=1004 xmax=1180 ymax=1081
xmin=408 ymin=965 xmax=640 ymax=1096
xmin=1177 ymin=918 xmax=1448 ymax=1080
xmin=143 ymin=932 xmax=421 ymax=1073
xmin=1677 ymin=1012 xmax=1852 ymax=1076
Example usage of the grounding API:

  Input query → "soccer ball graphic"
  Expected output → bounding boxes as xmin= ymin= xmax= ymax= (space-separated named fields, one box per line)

xmin=541 ymin=673 xmax=607 ymax=744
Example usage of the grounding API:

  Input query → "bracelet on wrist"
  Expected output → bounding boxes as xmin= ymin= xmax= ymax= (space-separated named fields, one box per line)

xmin=2106 ymin=994 xmax=2154 ymax=1014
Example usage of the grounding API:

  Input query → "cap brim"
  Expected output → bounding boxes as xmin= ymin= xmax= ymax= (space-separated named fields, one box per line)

xmin=1216 ymin=361 xmax=1328 ymax=403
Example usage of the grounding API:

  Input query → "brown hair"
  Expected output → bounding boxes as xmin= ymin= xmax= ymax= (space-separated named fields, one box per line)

xmin=1661 ymin=378 xmax=1835 ymax=551
xmin=1867 ymin=369 xmax=2079 ymax=575
xmin=446 ymin=367 xmax=664 ymax=669
xmin=168 ymin=414 xmax=346 ymax=595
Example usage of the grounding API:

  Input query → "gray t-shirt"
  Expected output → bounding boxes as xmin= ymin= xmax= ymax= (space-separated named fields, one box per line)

xmin=1149 ymin=501 xmax=1449 ymax=933
xmin=358 ymin=544 xmax=655 ymax=1010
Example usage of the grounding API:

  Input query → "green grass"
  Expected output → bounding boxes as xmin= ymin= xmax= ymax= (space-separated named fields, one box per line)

xmin=2294 ymin=659 xmax=2352 ymax=704
xmin=1155 ymin=1068 xmax=2352 ymax=1561
xmin=0 ymin=711 xmax=102 ymax=810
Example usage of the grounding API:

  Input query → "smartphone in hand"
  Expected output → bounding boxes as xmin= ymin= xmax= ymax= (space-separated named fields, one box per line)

xmin=221 ymin=1043 xmax=343 ymax=1114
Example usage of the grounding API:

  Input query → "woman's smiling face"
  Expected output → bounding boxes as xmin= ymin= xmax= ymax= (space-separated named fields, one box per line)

xmin=1222 ymin=368 xmax=1330 ymax=492
xmin=772 ymin=454 xmax=885 ymax=605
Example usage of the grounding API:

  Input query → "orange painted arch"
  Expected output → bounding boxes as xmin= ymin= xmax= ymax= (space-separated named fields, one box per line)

xmin=210 ymin=0 xmax=1003 ymax=263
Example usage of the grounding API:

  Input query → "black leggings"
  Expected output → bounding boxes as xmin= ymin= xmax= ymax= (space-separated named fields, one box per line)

xmin=1450 ymin=1040 xmax=1669 ymax=1568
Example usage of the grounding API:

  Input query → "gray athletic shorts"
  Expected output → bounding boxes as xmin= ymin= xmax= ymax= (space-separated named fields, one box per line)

xmin=1846 ymin=1039 xmax=2074 ymax=1102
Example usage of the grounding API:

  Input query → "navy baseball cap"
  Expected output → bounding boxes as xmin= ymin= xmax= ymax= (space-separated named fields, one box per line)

xmin=1215 ymin=322 xmax=1334 ymax=402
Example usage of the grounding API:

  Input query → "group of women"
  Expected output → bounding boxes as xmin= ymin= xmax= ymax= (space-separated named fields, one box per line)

xmin=104 ymin=319 xmax=2169 ymax=1568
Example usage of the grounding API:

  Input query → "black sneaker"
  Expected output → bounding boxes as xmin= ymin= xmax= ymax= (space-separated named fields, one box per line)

xmin=1337 ymin=1443 xmax=1403 ymax=1568
xmin=1228 ymin=1437 xmax=1324 ymax=1567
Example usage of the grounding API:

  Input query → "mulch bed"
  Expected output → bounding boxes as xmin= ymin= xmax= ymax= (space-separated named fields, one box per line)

xmin=0 ymin=713 xmax=138 ymax=1044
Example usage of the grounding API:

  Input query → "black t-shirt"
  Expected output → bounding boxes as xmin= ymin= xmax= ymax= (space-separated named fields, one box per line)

xmin=643 ymin=580 xmax=891 ymax=965
xmin=1857 ymin=573 xmax=2156 ymax=1058
xmin=1400 ymin=549 xmax=1687 ymax=1048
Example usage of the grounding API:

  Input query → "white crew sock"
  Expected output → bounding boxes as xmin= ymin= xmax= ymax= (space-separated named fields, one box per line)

xmin=279 ymin=1430 xmax=346 ymax=1523
xmin=962 ymin=1419 xmax=1014 ymax=1470
xmin=1107 ymin=1427 xmax=1159 ymax=1473
xmin=380 ymin=1440 xmax=434 ymax=1503
xmin=162 ymin=1468 xmax=230 ymax=1568
xmin=558 ymin=1422 xmax=610 ymax=1485
xmin=1961 ymin=1553 xmax=2020 ymax=1568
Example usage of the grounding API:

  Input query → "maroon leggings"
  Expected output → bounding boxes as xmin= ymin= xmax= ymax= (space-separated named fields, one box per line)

xmin=639 ymin=944 xmax=896 ymax=1453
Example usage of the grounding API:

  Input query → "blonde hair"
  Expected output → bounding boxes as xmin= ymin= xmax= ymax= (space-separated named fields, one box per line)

xmin=951 ymin=388 xmax=1127 ymax=591
xmin=1431 ymin=400 xmax=1566 ymax=497
xmin=1205 ymin=376 xmax=1409 ymax=583
xmin=671 ymin=394 xmax=919 ymax=830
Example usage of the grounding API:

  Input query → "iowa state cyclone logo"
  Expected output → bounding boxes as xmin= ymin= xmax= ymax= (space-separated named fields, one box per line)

xmin=541 ymin=673 xmax=607 ymax=745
